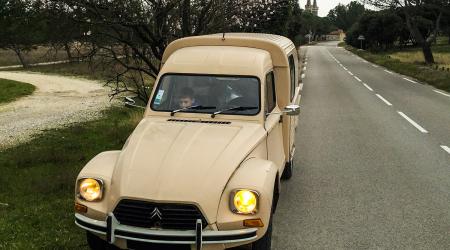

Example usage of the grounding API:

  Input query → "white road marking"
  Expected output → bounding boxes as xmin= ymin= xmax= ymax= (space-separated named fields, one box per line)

xmin=343 ymin=67 xmax=348 ymax=71
xmin=372 ymin=64 xmax=379 ymax=68
xmin=363 ymin=83 xmax=373 ymax=91
xmin=354 ymin=76 xmax=362 ymax=82
xmin=384 ymin=69 xmax=394 ymax=74
xmin=303 ymin=66 xmax=306 ymax=71
xmin=348 ymin=71 xmax=354 ymax=76
xmin=299 ymin=83 xmax=304 ymax=90
xmin=403 ymin=77 xmax=417 ymax=84
xmin=433 ymin=90 xmax=450 ymax=97
xmin=376 ymin=94 xmax=393 ymax=106
xmin=441 ymin=145 xmax=450 ymax=155
xmin=301 ymin=74 xmax=306 ymax=79
xmin=397 ymin=111 xmax=428 ymax=133
xmin=304 ymin=62 xmax=308 ymax=65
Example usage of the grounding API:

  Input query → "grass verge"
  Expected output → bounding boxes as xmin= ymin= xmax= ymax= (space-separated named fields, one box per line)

xmin=0 ymin=107 xmax=143 ymax=249
xmin=345 ymin=45 xmax=450 ymax=92
xmin=0 ymin=78 xmax=36 ymax=104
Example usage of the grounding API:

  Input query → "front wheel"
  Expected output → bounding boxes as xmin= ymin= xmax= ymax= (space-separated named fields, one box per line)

xmin=281 ymin=160 xmax=293 ymax=180
xmin=251 ymin=215 xmax=273 ymax=250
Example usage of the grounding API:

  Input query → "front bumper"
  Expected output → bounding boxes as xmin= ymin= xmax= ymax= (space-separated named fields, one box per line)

xmin=75 ymin=213 xmax=258 ymax=249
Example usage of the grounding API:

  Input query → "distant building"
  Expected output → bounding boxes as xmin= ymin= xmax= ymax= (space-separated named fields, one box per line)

xmin=305 ymin=0 xmax=319 ymax=16
xmin=325 ymin=29 xmax=346 ymax=41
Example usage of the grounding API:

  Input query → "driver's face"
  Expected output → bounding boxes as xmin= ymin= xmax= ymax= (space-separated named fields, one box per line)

xmin=179 ymin=97 xmax=194 ymax=108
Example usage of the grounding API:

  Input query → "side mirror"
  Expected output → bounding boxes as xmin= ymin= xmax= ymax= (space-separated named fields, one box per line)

xmin=284 ymin=104 xmax=300 ymax=116
xmin=124 ymin=97 xmax=146 ymax=109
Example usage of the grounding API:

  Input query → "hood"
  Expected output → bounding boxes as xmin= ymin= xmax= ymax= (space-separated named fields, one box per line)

xmin=109 ymin=118 xmax=266 ymax=222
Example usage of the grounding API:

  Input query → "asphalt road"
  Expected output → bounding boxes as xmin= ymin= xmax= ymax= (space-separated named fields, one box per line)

xmin=272 ymin=41 xmax=450 ymax=249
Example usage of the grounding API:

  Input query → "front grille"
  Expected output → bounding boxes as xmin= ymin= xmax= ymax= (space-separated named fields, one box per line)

xmin=113 ymin=199 xmax=208 ymax=230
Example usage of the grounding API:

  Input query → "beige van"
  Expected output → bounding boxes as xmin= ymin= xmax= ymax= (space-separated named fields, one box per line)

xmin=74 ymin=33 xmax=301 ymax=250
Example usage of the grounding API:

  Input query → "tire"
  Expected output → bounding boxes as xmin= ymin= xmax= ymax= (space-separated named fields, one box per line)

xmin=251 ymin=215 xmax=273 ymax=250
xmin=281 ymin=161 xmax=293 ymax=180
xmin=86 ymin=232 xmax=119 ymax=250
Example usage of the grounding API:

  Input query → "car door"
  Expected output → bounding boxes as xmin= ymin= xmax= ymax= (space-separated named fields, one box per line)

xmin=265 ymin=71 xmax=285 ymax=171
xmin=288 ymin=54 xmax=301 ymax=160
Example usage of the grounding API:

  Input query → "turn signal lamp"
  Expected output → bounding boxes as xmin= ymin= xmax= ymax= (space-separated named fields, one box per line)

xmin=74 ymin=202 xmax=88 ymax=213
xmin=244 ymin=218 xmax=264 ymax=227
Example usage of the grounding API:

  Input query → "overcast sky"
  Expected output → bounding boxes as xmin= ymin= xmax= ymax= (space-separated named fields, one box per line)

xmin=298 ymin=0 xmax=357 ymax=17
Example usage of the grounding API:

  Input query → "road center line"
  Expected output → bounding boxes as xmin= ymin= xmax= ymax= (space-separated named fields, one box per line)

xmin=441 ymin=145 xmax=450 ymax=155
xmin=403 ymin=77 xmax=417 ymax=84
xmin=397 ymin=111 xmax=428 ymax=133
xmin=376 ymin=94 xmax=393 ymax=106
xmin=348 ymin=71 xmax=354 ymax=76
xmin=384 ymin=69 xmax=394 ymax=74
xmin=354 ymin=76 xmax=362 ymax=82
xmin=433 ymin=90 xmax=450 ymax=97
xmin=363 ymin=83 xmax=373 ymax=91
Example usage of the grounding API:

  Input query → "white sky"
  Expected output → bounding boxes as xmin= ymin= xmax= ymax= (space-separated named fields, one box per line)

xmin=298 ymin=0 xmax=357 ymax=17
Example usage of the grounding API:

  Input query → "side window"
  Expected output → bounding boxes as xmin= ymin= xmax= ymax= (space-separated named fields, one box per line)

xmin=288 ymin=55 xmax=296 ymax=100
xmin=265 ymin=71 xmax=276 ymax=113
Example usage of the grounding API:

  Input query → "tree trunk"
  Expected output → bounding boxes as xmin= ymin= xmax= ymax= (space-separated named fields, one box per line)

xmin=181 ymin=0 xmax=191 ymax=36
xmin=404 ymin=11 xmax=435 ymax=64
xmin=448 ymin=31 xmax=450 ymax=45
xmin=64 ymin=43 xmax=73 ymax=61
xmin=422 ymin=43 xmax=435 ymax=64
xmin=13 ymin=48 xmax=28 ymax=68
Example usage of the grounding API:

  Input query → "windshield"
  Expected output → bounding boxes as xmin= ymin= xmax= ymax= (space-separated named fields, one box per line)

xmin=150 ymin=74 xmax=261 ymax=116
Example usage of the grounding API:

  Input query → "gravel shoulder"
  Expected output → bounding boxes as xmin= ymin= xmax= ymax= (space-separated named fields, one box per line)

xmin=0 ymin=71 xmax=113 ymax=149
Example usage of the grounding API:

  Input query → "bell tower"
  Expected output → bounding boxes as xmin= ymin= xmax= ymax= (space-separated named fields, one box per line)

xmin=305 ymin=0 xmax=318 ymax=16
xmin=312 ymin=0 xmax=319 ymax=16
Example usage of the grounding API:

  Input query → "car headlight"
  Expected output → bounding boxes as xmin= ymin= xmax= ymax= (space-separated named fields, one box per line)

xmin=77 ymin=178 xmax=103 ymax=201
xmin=230 ymin=189 xmax=259 ymax=214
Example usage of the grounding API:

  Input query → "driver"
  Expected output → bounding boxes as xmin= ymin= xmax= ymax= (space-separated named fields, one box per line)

xmin=178 ymin=87 xmax=198 ymax=109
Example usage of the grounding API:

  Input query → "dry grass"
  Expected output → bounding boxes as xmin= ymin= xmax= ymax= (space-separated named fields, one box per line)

xmin=0 ymin=46 xmax=69 ymax=67
xmin=346 ymin=45 xmax=450 ymax=92
xmin=390 ymin=50 xmax=450 ymax=68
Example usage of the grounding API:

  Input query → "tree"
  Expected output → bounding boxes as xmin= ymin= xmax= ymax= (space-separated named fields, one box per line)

xmin=361 ymin=0 xmax=449 ymax=64
xmin=328 ymin=1 xmax=365 ymax=31
xmin=346 ymin=10 xmax=403 ymax=50
xmin=0 ymin=0 xmax=47 ymax=67
xmin=50 ymin=0 xmax=310 ymax=102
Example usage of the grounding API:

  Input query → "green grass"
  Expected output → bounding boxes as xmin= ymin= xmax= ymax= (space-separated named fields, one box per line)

xmin=345 ymin=45 xmax=450 ymax=92
xmin=0 ymin=107 xmax=143 ymax=249
xmin=0 ymin=78 xmax=36 ymax=104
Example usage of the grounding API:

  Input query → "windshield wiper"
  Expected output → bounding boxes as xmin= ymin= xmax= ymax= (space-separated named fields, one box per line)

xmin=170 ymin=105 xmax=216 ymax=116
xmin=211 ymin=106 xmax=258 ymax=118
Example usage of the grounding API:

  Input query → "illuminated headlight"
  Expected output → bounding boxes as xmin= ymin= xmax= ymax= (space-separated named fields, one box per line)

xmin=230 ymin=189 xmax=259 ymax=214
xmin=77 ymin=178 xmax=103 ymax=201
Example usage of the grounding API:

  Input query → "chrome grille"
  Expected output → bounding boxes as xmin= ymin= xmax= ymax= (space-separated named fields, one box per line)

xmin=113 ymin=199 xmax=207 ymax=230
